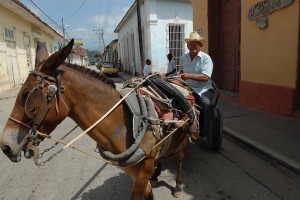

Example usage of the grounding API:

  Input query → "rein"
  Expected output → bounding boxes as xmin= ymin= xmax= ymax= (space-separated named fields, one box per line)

xmin=8 ymin=73 xmax=147 ymax=166
xmin=20 ymin=118 xmax=189 ymax=167
xmin=62 ymin=77 xmax=148 ymax=149
xmin=9 ymin=72 xmax=190 ymax=167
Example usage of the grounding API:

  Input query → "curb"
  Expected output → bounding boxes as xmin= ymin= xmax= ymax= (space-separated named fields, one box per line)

xmin=223 ymin=127 xmax=300 ymax=175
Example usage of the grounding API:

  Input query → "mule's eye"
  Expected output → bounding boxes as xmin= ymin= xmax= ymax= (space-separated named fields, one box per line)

xmin=23 ymin=91 xmax=29 ymax=99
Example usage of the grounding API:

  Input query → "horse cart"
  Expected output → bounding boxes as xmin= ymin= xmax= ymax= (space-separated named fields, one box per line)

xmin=206 ymin=81 xmax=223 ymax=152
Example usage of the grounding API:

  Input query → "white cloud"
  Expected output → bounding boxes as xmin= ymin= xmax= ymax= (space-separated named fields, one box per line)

xmin=76 ymin=28 xmax=87 ymax=32
xmin=66 ymin=27 xmax=88 ymax=39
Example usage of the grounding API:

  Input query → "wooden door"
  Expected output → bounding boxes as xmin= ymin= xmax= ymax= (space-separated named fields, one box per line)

xmin=296 ymin=0 xmax=300 ymax=110
xmin=208 ymin=0 xmax=241 ymax=91
xmin=208 ymin=1 xmax=221 ymax=86
xmin=6 ymin=41 xmax=21 ymax=87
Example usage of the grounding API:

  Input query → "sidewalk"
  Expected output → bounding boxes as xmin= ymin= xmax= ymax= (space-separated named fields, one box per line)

xmin=118 ymin=72 xmax=300 ymax=175
xmin=218 ymin=95 xmax=300 ymax=175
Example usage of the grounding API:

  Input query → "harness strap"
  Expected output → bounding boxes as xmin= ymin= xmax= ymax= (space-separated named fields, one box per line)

xmin=9 ymin=117 xmax=31 ymax=129
xmin=29 ymin=70 xmax=57 ymax=82
xmin=63 ymin=78 xmax=148 ymax=150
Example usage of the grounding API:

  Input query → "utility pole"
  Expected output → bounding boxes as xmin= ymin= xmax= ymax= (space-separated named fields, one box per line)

xmin=93 ymin=29 xmax=105 ymax=53
xmin=62 ymin=17 xmax=66 ymax=46
xmin=137 ymin=0 xmax=144 ymax=69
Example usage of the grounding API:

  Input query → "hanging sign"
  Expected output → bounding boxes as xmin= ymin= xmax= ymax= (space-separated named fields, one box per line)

xmin=74 ymin=39 xmax=83 ymax=46
xmin=248 ymin=0 xmax=294 ymax=20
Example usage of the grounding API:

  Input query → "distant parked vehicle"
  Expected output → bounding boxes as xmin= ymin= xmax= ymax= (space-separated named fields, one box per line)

xmin=90 ymin=61 xmax=95 ymax=65
xmin=96 ymin=62 xmax=103 ymax=69
xmin=100 ymin=63 xmax=119 ymax=77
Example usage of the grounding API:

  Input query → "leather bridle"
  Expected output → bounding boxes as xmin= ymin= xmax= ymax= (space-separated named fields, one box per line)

xmin=9 ymin=68 xmax=68 ymax=145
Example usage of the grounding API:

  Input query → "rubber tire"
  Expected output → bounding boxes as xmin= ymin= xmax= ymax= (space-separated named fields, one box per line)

xmin=207 ymin=107 xmax=223 ymax=151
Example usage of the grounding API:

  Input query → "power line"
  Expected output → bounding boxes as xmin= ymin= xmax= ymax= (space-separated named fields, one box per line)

xmin=26 ymin=0 xmax=86 ymax=42
xmin=105 ymin=0 xmax=111 ymax=15
xmin=64 ymin=0 xmax=88 ymax=20
xmin=27 ymin=0 xmax=62 ymax=30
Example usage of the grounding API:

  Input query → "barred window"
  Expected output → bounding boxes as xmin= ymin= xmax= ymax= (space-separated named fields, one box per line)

xmin=166 ymin=24 xmax=185 ymax=69
xmin=4 ymin=28 xmax=15 ymax=41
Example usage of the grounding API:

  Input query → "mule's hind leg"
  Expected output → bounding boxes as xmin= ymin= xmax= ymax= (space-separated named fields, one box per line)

xmin=131 ymin=158 xmax=155 ymax=200
xmin=173 ymin=135 xmax=188 ymax=198
xmin=150 ymin=162 xmax=162 ymax=187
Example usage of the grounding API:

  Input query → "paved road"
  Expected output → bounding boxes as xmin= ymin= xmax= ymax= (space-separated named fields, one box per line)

xmin=1 ymin=81 xmax=300 ymax=200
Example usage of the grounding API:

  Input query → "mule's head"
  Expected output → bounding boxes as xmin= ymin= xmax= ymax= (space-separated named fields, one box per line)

xmin=0 ymin=39 xmax=74 ymax=162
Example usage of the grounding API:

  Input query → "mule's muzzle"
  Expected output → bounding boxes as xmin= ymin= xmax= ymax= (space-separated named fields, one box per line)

xmin=0 ymin=144 xmax=22 ymax=162
xmin=1 ymin=145 xmax=11 ymax=155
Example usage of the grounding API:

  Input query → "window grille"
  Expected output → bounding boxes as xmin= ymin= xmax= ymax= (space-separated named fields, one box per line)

xmin=166 ymin=24 xmax=185 ymax=69
xmin=4 ymin=28 xmax=15 ymax=41
xmin=48 ymin=44 xmax=53 ymax=54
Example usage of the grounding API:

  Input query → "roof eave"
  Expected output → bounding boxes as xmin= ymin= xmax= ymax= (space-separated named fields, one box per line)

xmin=3 ymin=0 xmax=64 ymax=39
xmin=114 ymin=1 xmax=137 ymax=33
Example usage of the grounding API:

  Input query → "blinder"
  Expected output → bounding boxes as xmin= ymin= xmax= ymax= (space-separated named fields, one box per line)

xmin=24 ymin=70 xmax=60 ymax=140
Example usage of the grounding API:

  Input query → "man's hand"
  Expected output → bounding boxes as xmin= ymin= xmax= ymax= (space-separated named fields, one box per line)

xmin=180 ymin=73 xmax=190 ymax=81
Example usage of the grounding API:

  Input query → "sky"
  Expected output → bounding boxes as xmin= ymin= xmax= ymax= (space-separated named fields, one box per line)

xmin=19 ymin=0 xmax=136 ymax=51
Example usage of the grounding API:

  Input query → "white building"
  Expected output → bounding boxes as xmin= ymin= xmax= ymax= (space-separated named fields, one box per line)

xmin=114 ymin=0 xmax=192 ymax=75
xmin=0 ymin=0 xmax=65 ymax=92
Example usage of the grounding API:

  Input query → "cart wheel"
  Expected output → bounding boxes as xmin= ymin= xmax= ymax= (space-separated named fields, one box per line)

xmin=207 ymin=107 xmax=223 ymax=151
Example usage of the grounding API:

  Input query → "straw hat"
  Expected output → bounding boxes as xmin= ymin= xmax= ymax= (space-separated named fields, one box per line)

xmin=184 ymin=31 xmax=205 ymax=44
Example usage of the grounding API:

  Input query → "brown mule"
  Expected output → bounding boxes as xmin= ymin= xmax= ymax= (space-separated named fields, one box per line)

xmin=0 ymin=39 xmax=190 ymax=199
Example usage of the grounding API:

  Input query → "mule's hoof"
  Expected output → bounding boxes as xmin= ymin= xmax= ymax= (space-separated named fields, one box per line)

xmin=150 ymin=180 xmax=159 ymax=187
xmin=172 ymin=190 xmax=182 ymax=198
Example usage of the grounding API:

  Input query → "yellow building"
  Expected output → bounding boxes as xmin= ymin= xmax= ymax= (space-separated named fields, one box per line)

xmin=192 ymin=0 xmax=300 ymax=116
xmin=0 ymin=0 xmax=64 ymax=92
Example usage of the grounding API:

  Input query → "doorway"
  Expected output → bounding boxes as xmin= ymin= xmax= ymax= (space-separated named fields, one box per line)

xmin=208 ymin=0 xmax=241 ymax=92
xmin=5 ymin=41 xmax=21 ymax=87
xmin=296 ymin=0 xmax=300 ymax=111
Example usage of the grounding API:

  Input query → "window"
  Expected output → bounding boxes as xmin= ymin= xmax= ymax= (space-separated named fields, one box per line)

xmin=4 ymin=28 xmax=15 ymax=41
xmin=166 ymin=24 xmax=185 ymax=69
xmin=23 ymin=35 xmax=32 ymax=69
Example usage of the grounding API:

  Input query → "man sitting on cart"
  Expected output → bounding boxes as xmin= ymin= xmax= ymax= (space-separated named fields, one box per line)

xmin=178 ymin=31 xmax=214 ymax=140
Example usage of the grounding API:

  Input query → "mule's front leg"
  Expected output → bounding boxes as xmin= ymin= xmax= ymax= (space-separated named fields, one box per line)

xmin=173 ymin=136 xmax=188 ymax=198
xmin=131 ymin=158 xmax=155 ymax=200
xmin=150 ymin=162 xmax=162 ymax=187
xmin=173 ymin=160 xmax=183 ymax=198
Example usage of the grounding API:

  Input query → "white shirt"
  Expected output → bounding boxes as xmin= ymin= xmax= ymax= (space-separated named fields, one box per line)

xmin=179 ymin=51 xmax=213 ymax=96
xmin=143 ymin=64 xmax=152 ymax=76
xmin=166 ymin=59 xmax=176 ymax=77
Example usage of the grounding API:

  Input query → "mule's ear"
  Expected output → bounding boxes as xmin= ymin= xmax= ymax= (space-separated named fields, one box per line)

xmin=35 ymin=41 xmax=49 ymax=67
xmin=43 ymin=39 xmax=74 ymax=71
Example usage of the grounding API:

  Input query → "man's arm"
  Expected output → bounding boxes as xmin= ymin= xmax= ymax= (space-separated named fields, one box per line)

xmin=165 ymin=68 xmax=176 ymax=77
xmin=180 ymin=56 xmax=212 ymax=81
xmin=180 ymin=73 xmax=209 ymax=81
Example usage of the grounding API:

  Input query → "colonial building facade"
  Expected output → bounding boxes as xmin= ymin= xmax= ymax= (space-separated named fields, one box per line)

xmin=114 ymin=0 xmax=193 ymax=75
xmin=0 ymin=0 xmax=65 ymax=92
xmin=192 ymin=0 xmax=300 ymax=116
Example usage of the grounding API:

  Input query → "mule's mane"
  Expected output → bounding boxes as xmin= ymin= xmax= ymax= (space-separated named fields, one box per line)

xmin=63 ymin=62 xmax=116 ymax=88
